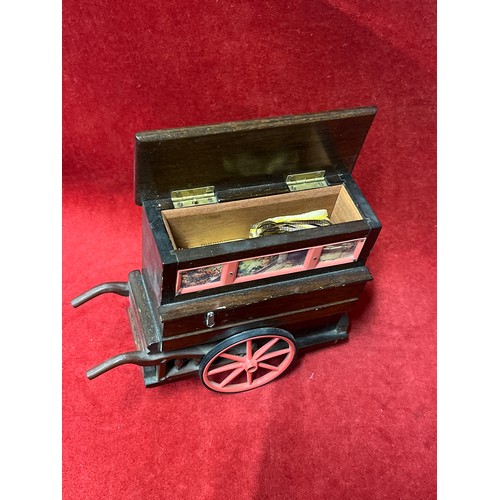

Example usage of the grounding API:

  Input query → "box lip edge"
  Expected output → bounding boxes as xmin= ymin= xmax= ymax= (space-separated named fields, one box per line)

xmin=134 ymin=105 xmax=378 ymax=142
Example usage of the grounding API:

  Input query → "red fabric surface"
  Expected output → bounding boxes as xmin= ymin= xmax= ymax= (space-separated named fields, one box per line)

xmin=63 ymin=1 xmax=436 ymax=498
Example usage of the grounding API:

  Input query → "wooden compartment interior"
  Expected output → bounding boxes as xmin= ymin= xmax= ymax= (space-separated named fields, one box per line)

xmin=162 ymin=185 xmax=362 ymax=249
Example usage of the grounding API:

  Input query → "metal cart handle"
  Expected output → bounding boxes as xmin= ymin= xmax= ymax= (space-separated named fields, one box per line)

xmin=86 ymin=351 xmax=166 ymax=379
xmin=86 ymin=349 xmax=205 ymax=380
xmin=71 ymin=282 xmax=129 ymax=308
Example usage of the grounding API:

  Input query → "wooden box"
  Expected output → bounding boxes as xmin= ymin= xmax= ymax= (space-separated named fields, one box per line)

xmin=74 ymin=106 xmax=381 ymax=393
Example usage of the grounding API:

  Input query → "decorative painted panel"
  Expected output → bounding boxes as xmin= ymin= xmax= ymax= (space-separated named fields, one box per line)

xmin=176 ymin=238 xmax=366 ymax=295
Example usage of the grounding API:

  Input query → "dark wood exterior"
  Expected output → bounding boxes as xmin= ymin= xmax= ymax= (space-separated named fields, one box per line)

xmin=134 ymin=107 xmax=377 ymax=206
xmin=140 ymin=174 xmax=379 ymax=305
xmin=134 ymin=106 xmax=381 ymax=357
xmin=158 ymin=267 xmax=372 ymax=350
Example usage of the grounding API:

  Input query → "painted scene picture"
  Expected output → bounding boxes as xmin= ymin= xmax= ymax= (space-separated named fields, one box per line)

xmin=180 ymin=264 xmax=223 ymax=289
xmin=320 ymin=240 xmax=359 ymax=262
xmin=237 ymin=249 xmax=308 ymax=277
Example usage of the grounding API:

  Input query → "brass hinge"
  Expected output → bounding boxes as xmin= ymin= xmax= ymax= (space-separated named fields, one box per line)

xmin=286 ymin=171 xmax=328 ymax=192
xmin=171 ymin=186 xmax=217 ymax=208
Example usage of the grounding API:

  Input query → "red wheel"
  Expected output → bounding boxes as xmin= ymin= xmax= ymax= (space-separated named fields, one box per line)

xmin=199 ymin=329 xmax=297 ymax=393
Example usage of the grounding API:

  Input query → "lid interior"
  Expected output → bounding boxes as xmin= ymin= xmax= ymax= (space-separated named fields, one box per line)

xmin=134 ymin=106 xmax=376 ymax=205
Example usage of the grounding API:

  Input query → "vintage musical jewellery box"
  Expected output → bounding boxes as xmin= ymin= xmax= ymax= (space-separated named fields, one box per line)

xmin=72 ymin=106 xmax=381 ymax=393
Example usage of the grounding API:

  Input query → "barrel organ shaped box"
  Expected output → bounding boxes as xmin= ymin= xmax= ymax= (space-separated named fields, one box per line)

xmin=136 ymin=107 xmax=381 ymax=346
xmin=73 ymin=106 xmax=381 ymax=392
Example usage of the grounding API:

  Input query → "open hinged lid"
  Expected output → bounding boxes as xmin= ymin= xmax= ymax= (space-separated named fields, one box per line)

xmin=134 ymin=106 xmax=377 ymax=206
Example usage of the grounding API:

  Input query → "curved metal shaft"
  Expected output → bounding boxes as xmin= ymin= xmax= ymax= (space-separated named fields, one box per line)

xmin=71 ymin=282 xmax=129 ymax=308
xmin=86 ymin=349 xmax=206 ymax=380
xmin=87 ymin=351 xmax=168 ymax=379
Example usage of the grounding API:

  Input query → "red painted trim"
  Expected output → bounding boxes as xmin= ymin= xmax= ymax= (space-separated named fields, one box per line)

xmin=221 ymin=261 xmax=238 ymax=286
xmin=303 ymin=246 xmax=323 ymax=270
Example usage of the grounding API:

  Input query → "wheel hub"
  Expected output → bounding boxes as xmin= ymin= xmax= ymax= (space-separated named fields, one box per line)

xmin=243 ymin=359 xmax=259 ymax=373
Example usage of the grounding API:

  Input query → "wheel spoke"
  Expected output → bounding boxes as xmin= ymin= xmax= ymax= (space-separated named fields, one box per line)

xmin=258 ymin=362 xmax=280 ymax=371
xmin=207 ymin=361 xmax=241 ymax=376
xmin=246 ymin=340 xmax=253 ymax=360
xmin=246 ymin=370 xmax=253 ymax=386
xmin=219 ymin=367 xmax=245 ymax=388
xmin=219 ymin=353 xmax=243 ymax=362
xmin=253 ymin=338 xmax=280 ymax=360
xmin=257 ymin=347 xmax=291 ymax=362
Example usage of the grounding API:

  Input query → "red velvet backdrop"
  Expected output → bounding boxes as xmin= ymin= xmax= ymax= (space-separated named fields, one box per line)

xmin=63 ymin=1 xmax=436 ymax=498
